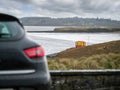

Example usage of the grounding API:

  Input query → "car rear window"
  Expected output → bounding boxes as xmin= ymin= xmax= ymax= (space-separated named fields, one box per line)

xmin=0 ymin=21 xmax=24 ymax=40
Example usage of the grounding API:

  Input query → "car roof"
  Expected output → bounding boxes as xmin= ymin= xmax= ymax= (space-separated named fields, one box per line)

xmin=0 ymin=13 xmax=24 ymax=28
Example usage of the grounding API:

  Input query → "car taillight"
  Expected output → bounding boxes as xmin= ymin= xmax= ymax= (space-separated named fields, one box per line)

xmin=24 ymin=46 xmax=45 ymax=58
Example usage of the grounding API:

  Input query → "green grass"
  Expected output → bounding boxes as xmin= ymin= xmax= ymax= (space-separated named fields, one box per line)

xmin=48 ymin=53 xmax=120 ymax=70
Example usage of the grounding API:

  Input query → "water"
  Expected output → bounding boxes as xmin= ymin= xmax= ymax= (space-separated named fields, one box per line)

xmin=25 ymin=26 xmax=120 ymax=55
xmin=25 ymin=26 xmax=62 ymax=31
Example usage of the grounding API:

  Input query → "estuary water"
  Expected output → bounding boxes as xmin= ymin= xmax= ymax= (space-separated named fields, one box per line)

xmin=25 ymin=26 xmax=120 ymax=55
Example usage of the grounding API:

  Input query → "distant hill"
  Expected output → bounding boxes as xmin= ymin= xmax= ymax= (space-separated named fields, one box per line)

xmin=21 ymin=17 xmax=120 ymax=27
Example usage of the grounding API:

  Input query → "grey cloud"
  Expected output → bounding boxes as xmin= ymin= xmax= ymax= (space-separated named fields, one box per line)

xmin=11 ymin=0 xmax=32 ymax=5
xmin=39 ymin=0 xmax=75 ymax=12
xmin=39 ymin=0 xmax=118 ymax=14
xmin=79 ymin=0 xmax=113 ymax=13
xmin=27 ymin=0 xmax=120 ymax=16
xmin=0 ymin=0 xmax=120 ymax=20
xmin=4 ymin=0 xmax=120 ymax=14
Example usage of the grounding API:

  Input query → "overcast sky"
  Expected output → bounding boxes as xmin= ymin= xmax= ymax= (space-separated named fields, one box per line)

xmin=0 ymin=0 xmax=120 ymax=20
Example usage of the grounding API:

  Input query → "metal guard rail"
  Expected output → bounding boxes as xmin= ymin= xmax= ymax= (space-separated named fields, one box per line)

xmin=50 ymin=69 xmax=120 ymax=76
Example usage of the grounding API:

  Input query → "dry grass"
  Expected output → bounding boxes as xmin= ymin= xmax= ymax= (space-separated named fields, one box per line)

xmin=55 ymin=40 xmax=120 ymax=58
xmin=48 ymin=40 xmax=120 ymax=70
xmin=48 ymin=53 xmax=120 ymax=70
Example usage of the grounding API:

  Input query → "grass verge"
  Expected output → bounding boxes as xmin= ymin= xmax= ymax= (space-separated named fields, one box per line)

xmin=48 ymin=53 xmax=120 ymax=70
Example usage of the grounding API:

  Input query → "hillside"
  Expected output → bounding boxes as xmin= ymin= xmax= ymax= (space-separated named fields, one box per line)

xmin=21 ymin=17 xmax=120 ymax=27
xmin=48 ymin=40 xmax=120 ymax=70
xmin=53 ymin=40 xmax=120 ymax=58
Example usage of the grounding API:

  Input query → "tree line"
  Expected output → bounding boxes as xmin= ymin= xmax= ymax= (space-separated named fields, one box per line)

xmin=21 ymin=17 xmax=120 ymax=27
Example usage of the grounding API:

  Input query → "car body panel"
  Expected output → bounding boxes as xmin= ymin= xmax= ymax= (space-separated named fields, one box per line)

xmin=0 ymin=13 xmax=51 ymax=89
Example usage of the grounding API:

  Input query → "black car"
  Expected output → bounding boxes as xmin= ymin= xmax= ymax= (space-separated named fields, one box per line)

xmin=0 ymin=13 xmax=51 ymax=90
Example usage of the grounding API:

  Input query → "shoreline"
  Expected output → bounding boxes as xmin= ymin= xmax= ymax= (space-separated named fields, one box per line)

xmin=27 ymin=30 xmax=120 ymax=33
xmin=54 ymin=27 xmax=120 ymax=32
xmin=27 ymin=31 xmax=120 ymax=33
